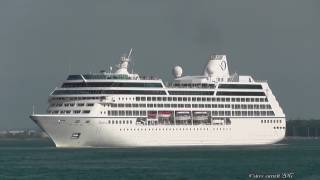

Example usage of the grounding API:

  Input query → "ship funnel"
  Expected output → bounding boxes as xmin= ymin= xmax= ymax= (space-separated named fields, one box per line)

xmin=203 ymin=54 xmax=230 ymax=81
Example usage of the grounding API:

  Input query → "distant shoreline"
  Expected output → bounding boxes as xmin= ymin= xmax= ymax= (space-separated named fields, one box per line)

xmin=0 ymin=137 xmax=49 ymax=140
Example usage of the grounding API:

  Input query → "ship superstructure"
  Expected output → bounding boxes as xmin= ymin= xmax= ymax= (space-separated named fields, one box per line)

xmin=30 ymin=50 xmax=286 ymax=147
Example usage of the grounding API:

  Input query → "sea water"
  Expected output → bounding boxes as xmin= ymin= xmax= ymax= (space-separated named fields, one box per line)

xmin=0 ymin=138 xmax=319 ymax=180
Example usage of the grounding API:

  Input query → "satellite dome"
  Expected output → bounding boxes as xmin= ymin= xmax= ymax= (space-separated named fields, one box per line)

xmin=206 ymin=61 xmax=215 ymax=75
xmin=172 ymin=66 xmax=183 ymax=78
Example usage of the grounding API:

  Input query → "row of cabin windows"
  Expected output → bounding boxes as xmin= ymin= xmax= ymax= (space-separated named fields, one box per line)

xmin=212 ymin=111 xmax=275 ymax=116
xmin=216 ymin=91 xmax=265 ymax=96
xmin=218 ymin=84 xmax=262 ymax=89
xmin=261 ymin=119 xmax=282 ymax=124
xmin=119 ymin=127 xmax=232 ymax=131
xmin=108 ymin=120 xmax=133 ymax=125
xmin=52 ymin=90 xmax=166 ymax=95
xmin=50 ymin=97 xmax=100 ymax=101
xmin=50 ymin=96 xmax=267 ymax=103
xmin=273 ymin=126 xmax=286 ymax=130
xmin=110 ymin=103 xmax=272 ymax=109
xmin=62 ymin=82 xmax=163 ymax=88
xmin=102 ymin=111 xmax=147 ymax=116
xmin=53 ymin=90 xmax=265 ymax=96
xmin=116 ymin=97 xmax=135 ymax=101
xmin=67 ymin=74 xmax=130 ymax=80
xmin=168 ymin=83 xmax=216 ymax=88
xmin=49 ymin=110 xmax=90 ymax=114
xmin=136 ymin=97 xmax=268 ymax=103
xmin=51 ymin=103 xmax=94 ymax=107
xmin=168 ymin=91 xmax=215 ymax=96
xmin=105 ymin=110 xmax=275 ymax=117
xmin=52 ymin=96 xmax=132 ymax=102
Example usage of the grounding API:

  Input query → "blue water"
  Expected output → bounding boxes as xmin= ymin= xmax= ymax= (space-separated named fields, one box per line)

xmin=0 ymin=138 xmax=319 ymax=180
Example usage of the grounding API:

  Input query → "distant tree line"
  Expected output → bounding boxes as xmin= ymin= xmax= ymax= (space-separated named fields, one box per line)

xmin=0 ymin=130 xmax=47 ymax=139
xmin=286 ymin=119 xmax=320 ymax=137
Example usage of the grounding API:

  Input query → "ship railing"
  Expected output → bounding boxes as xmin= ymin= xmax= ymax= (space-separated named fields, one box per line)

xmin=164 ymin=83 xmax=215 ymax=89
xmin=139 ymin=76 xmax=160 ymax=80
xmin=227 ymin=79 xmax=239 ymax=82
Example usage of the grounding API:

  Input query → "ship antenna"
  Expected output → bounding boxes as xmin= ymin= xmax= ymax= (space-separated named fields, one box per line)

xmin=32 ymin=105 xmax=35 ymax=115
xmin=127 ymin=48 xmax=133 ymax=59
xmin=131 ymin=53 xmax=134 ymax=74
xmin=127 ymin=48 xmax=134 ymax=73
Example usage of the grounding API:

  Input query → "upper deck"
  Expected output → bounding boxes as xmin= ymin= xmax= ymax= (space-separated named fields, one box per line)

xmin=50 ymin=51 xmax=270 ymax=97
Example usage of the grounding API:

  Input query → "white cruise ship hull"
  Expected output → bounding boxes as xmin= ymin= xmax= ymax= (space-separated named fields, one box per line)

xmin=31 ymin=115 xmax=286 ymax=148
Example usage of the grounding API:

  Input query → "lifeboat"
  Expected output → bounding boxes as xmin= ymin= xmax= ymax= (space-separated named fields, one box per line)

xmin=175 ymin=111 xmax=191 ymax=121
xmin=158 ymin=111 xmax=172 ymax=118
xmin=193 ymin=111 xmax=208 ymax=115
xmin=193 ymin=111 xmax=209 ymax=121
xmin=147 ymin=111 xmax=157 ymax=119
xmin=212 ymin=118 xmax=225 ymax=125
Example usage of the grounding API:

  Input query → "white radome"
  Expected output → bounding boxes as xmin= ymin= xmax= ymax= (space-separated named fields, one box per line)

xmin=206 ymin=61 xmax=215 ymax=75
xmin=173 ymin=66 xmax=183 ymax=78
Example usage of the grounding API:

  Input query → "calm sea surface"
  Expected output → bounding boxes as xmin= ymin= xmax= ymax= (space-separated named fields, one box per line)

xmin=0 ymin=138 xmax=319 ymax=180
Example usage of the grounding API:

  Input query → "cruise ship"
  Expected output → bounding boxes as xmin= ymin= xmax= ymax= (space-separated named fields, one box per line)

xmin=30 ymin=49 xmax=286 ymax=147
